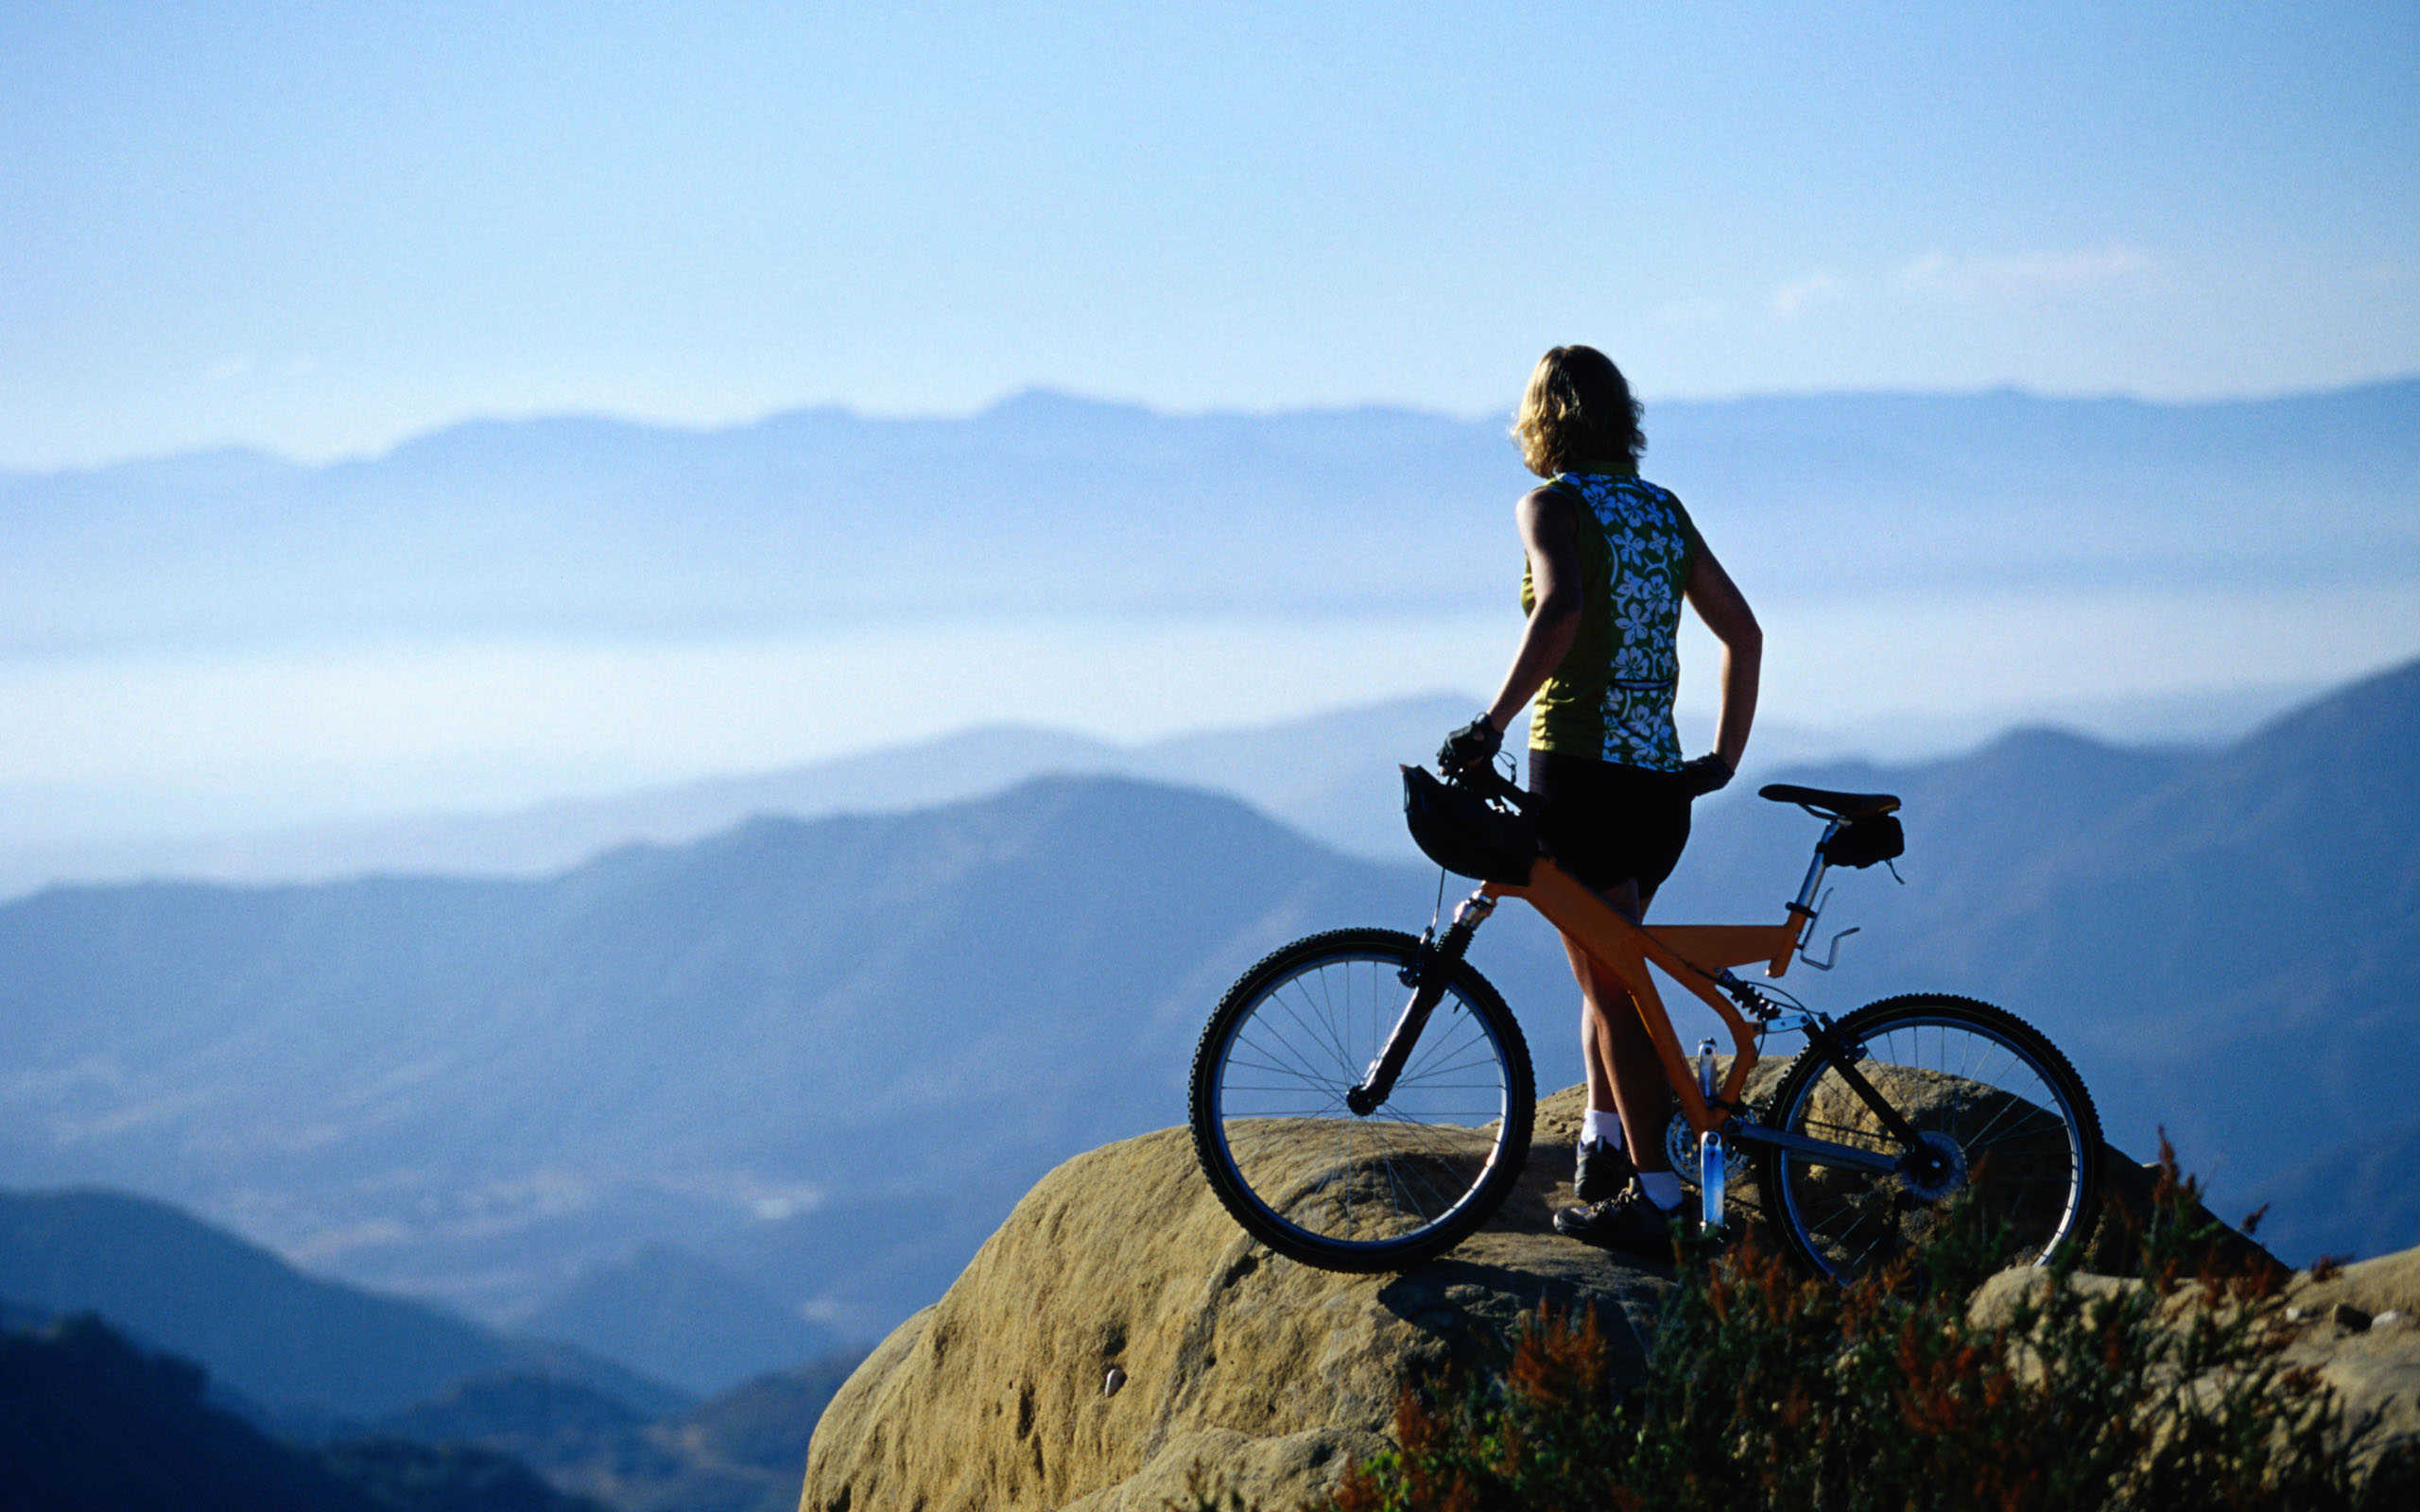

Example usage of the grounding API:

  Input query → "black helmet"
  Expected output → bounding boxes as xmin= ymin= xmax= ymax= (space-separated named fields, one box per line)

xmin=1401 ymin=765 xmax=1538 ymax=885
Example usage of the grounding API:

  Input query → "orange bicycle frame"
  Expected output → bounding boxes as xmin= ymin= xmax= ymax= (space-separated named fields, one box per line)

xmin=1479 ymin=858 xmax=1804 ymax=1136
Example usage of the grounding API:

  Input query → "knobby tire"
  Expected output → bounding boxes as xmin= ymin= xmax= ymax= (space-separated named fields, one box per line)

xmin=1755 ymin=993 xmax=2102 ymax=1283
xmin=1189 ymin=928 xmax=1534 ymax=1273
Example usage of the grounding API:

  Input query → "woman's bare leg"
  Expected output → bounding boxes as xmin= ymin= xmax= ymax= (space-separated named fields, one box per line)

xmin=1573 ymin=935 xmax=1618 ymax=1114
xmin=1589 ymin=957 xmax=1676 ymax=1170
xmin=1562 ymin=877 xmax=1675 ymax=1168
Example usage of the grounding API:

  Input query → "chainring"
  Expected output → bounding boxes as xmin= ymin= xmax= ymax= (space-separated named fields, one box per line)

xmin=1665 ymin=1109 xmax=1750 ymax=1189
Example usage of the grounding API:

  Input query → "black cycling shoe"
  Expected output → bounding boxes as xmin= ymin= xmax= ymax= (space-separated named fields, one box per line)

xmin=1573 ymin=1139 xmax=1635 ymax=1204
xmin=1553 ymin=1183 xmax=1698 ymax=1255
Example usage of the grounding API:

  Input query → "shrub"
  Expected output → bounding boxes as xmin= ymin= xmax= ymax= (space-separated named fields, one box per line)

xmin=1312 ymin=1147 xmax=2417 ymax=1512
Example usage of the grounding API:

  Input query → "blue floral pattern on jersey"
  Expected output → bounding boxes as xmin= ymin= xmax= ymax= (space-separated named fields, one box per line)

xmin=1560 ymin=472 xmax=1691 ymax=769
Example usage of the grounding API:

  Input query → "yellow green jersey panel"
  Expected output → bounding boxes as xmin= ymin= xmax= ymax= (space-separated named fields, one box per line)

xmin=1520 ymin=469 xmax=1703 ymax=770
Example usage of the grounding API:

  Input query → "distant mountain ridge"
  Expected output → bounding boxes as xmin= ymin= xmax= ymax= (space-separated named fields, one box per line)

xmin=0 ymin=656 xmax=2411 ymax=1366
xmin=0 ymin=1189 xmax=683 ymax=1421
xmin=0 ymin=696 xmax=1475 ymax=896
xmin=372 ymin=1357 xmax=862 ymax=1512
xmin=1660 ymin=656 xmax=2420 ymax=1259
xmin=0 ymin=1188 xmax=853 ymax=1511
xmin=522 ymin=1244 xmax=841 ymax=1398
xmin=0 ymin=776 xmax=1567 ymax=1349
xmin=0 ymin=1313 xmax=599 ymax=1512
xmin=0 ymin=683 xmax=2317 ymax=902
xmin=4 ymin=380 xmax=2412 ymax=656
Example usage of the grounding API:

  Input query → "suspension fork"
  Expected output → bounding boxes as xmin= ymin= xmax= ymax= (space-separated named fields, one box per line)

xmin=1345 ymin=889 xmax=1497 ymax=1115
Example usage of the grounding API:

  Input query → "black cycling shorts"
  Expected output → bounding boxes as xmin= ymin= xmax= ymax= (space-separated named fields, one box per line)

xmin=1526 ymin=747 xmax=1693 ymax=898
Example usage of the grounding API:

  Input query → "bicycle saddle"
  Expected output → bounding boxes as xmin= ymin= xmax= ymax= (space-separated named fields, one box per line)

xmin=1758 ymin=783 xmax=1901 ymax=819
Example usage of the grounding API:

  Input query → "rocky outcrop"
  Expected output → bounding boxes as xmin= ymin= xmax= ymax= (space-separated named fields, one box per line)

xmin=799 ymin=1088 xmax=1668 ymax=1512
xmin=800 ymin=1085 xmax=2413 ymax=1511
xmin=2287 ymin=1251 xmax=2420 ymax=1475
xmin=1960 ymin=1241 xmax=2420 ymax=1487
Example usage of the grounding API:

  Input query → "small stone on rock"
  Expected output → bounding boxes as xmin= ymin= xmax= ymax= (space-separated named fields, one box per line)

xmin=2327 ymin=1302 xmax=2373 ymax=1332
xmin=1103 ymin=1366 xmax=1126 ymax=1397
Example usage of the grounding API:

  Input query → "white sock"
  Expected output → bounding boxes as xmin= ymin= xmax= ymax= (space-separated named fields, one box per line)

xmin=1581 ymin=1108 xmax=1623 ymax=1148
xmin=1636 ymin=1171 xmax=1685 ymax=1211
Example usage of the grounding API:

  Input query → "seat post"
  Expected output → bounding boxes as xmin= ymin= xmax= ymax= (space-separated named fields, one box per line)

xmin=1790 ymin=818 xmax=1841 ymax=916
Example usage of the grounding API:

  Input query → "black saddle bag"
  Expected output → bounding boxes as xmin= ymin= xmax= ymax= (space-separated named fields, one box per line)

xmin=1823 ymin=814 xmax=1905 ymax=869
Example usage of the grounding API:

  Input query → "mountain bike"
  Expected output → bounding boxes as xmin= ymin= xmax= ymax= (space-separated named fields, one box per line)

xmin=1186 ymin=765 xmax=2102 ymax=1280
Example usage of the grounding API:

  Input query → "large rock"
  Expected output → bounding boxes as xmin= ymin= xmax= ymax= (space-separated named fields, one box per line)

xmin=799 ymin=1087 xmax=1669 ymax=1512
xmin=798 ymin=1078 xmax=2337 ymax=1512
xmin=2287 ymin=1251 xmax=2420 ymax=1474
xmin=1963 ymin=1245 xmax=2420 ymax=1484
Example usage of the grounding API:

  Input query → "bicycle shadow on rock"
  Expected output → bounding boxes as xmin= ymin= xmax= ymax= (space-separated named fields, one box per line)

xmin=1371 ymin=1248 xmax=1668 ymax=1387
xmin=1352 ymin=1084 xmax=1722 ymax=1385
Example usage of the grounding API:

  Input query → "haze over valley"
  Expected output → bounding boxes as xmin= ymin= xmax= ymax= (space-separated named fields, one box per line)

xmin=7 ymin=656 xmax=2415 ymax=1387
xmin=6 ymin=382 xmax=2412 ymax=880
xmin=6 ymin=376 xmax=2417 ymax=1378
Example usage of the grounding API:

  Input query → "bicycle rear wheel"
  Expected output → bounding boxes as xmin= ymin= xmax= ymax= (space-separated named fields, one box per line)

xmin=1757 ymin=994 xmax=2100 ymax=1284
xmin=1189 ymin=928 xmax=1533 ymax=1272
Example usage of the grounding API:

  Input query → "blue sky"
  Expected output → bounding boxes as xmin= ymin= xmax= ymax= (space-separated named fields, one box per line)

xmin=4 ymin=1 xmax=2415 ymax=469
xmin=3 ymin=2 xmax=2416 ymax=857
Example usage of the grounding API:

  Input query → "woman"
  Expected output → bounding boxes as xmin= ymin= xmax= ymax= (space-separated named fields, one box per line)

xmin=1437 ymin=344 xmax=1761 ymax=1254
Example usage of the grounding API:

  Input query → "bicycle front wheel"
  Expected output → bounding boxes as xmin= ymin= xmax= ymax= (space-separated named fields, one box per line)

xmin=1189 ymin=929 xmax=1533 ymax=1272
xmin=1758 ymin=994 xmax=2101 ymax=1284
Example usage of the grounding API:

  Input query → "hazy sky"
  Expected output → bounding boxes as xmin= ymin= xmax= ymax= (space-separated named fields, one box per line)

xmin=5 ymin=2 xmax=2416 ymax=859
xmin=6 ymin=1 xmax=2415 ymax=469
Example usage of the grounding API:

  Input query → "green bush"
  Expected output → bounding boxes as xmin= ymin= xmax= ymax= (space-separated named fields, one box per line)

xmin=1313 ymin=1148 xmax=2417 ymax=1512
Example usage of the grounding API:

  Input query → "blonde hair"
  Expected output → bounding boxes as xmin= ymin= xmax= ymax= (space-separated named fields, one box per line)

xmin=1511 ymin=345 xmax=1644 ymax=478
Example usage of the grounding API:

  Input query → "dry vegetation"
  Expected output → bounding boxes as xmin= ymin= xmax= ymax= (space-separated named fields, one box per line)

xmin=1302 ymin=1149 xmax=2419 ymax=1512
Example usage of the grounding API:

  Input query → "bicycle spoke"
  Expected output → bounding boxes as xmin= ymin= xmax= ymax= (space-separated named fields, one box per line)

xmin=1822 ymin=1190 xmax=1894 ymax=1267
xmin=1394 ymin=1049 xmax=1502 ymax=1086
xmin=1372 ymin=1111 xmax=1468 ymax=1216
xmin=1365 ymin=1144 xmax=1435 ymax=1226
xmin=1238 ymin=1016 xmax=1337 ymax=1090
xmin=1767 ymin=1007 xmax=2097 ymax=1285
xmin=1960 ymin=1090 xmax=2061 ymax=1151
xmin=1224 ymin=1044 xmax=1326 ymax=1083
xmin=1280 ymin=978 xmax=1359 ymax=1082
xmin=1198 ymin=937 xmax=1530 ymax=1263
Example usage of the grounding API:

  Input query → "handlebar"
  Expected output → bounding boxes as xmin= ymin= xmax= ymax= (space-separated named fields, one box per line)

xmin=1444 ymin=761 xmax=1531 ymax=814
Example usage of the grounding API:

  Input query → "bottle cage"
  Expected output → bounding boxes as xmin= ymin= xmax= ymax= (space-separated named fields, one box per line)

xmin=1401 ymin=765 xmax=1538 ymax=885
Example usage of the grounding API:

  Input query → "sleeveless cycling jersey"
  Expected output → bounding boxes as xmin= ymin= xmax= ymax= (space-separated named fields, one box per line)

xmin=1520 ymin=467 xmax=1703 ymax=770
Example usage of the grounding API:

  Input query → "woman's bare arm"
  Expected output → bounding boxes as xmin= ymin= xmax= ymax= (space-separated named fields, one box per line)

xmin=1481 ymin=487 xmax=1583 ymax=736
xmin=1684 ymin=547 xmax=1761 ymax=774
